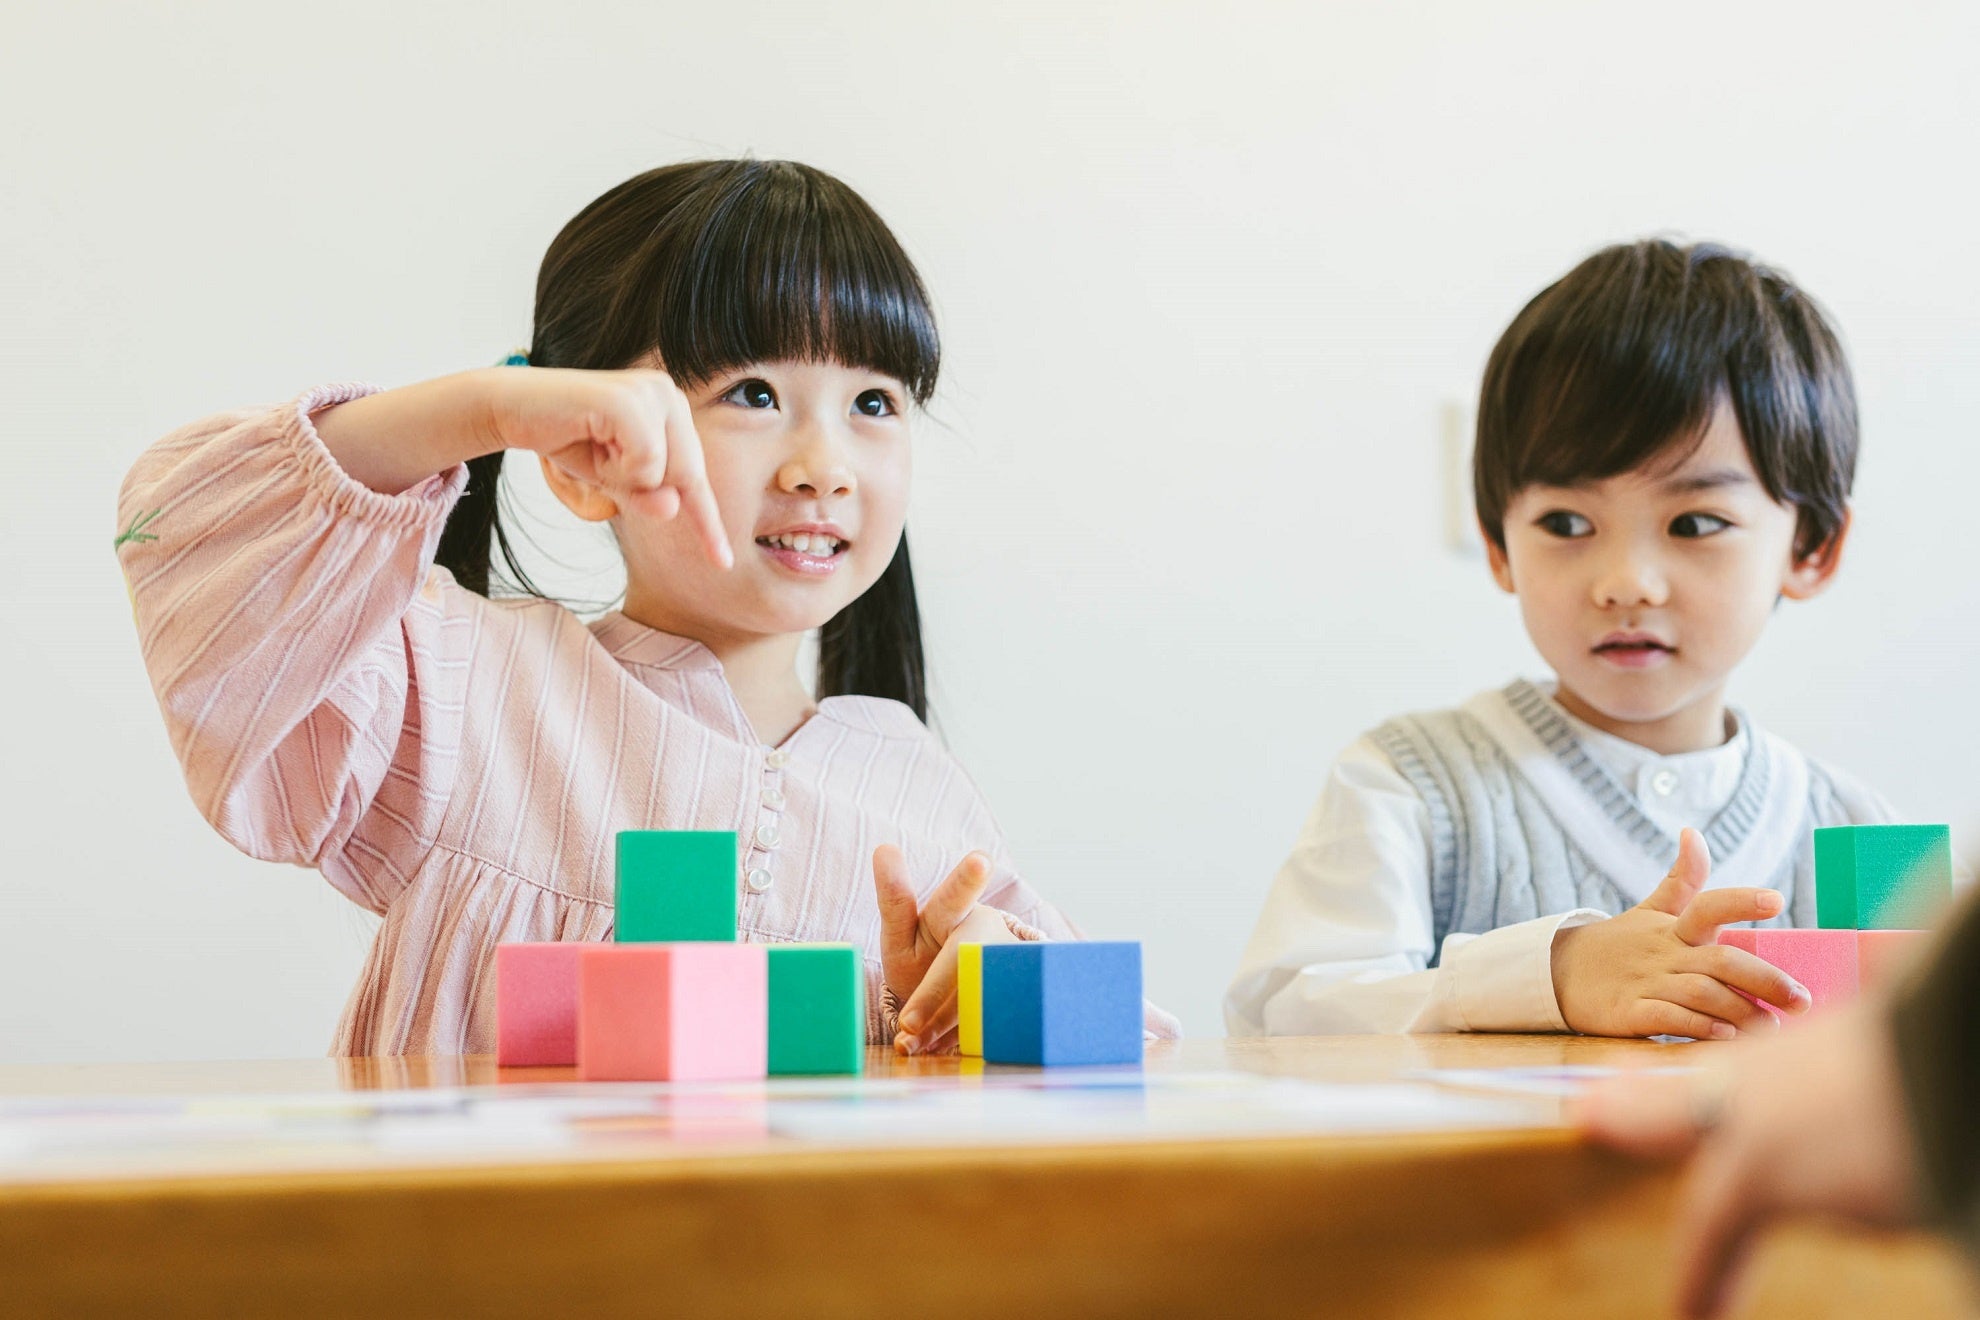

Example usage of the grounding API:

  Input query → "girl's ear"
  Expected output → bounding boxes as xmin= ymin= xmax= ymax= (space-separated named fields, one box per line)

xmin=1782 ymin=505 xmax=1852 ymax=602
xmin=538 ymin=454 xmax=620 ymax=523
xmin=1482 ymin=521 xmax=1517 ymax=594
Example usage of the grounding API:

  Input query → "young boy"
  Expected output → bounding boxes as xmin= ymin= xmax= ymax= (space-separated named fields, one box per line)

xmin=1227 ymin=239 xmax=1893 ymax=1039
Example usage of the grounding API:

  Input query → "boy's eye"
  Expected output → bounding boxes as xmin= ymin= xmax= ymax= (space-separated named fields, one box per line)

xmin=722 ymin=378 xmax=777 ymax=409
xmin=1536 ymin=510 xmax=1594 ymax=538
xmin=1670 ymin=513 xmax=1732 ymax=539
xmin=852 ymin=388 xmax=897 ymax=418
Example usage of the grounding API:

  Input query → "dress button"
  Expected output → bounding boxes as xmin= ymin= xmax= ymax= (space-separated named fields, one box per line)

xmin=755 ymin=823 xmax=781 ymax=850
xmin=765 ymin=748 xmax=790 ymax=769
xmin=1650 ymin=769 xmax=1679 ymax=797
xmin=746 ymin=868 xmax=774 ymax=893
xmin=762 ymin=788 xmax=786 ymax=810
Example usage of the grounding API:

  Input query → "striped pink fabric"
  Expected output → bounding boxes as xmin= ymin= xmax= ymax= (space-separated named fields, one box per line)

xmin=119 ymin=384 xmax=1181 ymax=1055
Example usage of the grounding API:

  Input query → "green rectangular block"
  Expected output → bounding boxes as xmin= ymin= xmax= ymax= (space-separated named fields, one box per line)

xmin=614 ymin=831 xmax=738 ymax=943
xmin=1815 ymin=824 xmax=1954 ymax=931
xmin=767 ymin=944 xmax=865 ymax=1076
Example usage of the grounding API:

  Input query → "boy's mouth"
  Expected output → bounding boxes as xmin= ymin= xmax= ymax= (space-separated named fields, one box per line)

xmin=1592 ymin=632 xmax=1675 ymax=669
xmin=755 ymin=527 xmax=850 ymax=576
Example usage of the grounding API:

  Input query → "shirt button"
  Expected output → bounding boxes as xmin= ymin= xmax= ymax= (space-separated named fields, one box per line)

xmin=765 ymin=748 xmax=789 ymax=769
xmin=746 ymin=868 xmax=774 ymax=893
xmin=755 ymin=823 xmax=781 ymax=850
xmin=762 ymin=788 xmax=786 ymax=811
xmin=1650 ymin=769 xmax=1679 ymax=796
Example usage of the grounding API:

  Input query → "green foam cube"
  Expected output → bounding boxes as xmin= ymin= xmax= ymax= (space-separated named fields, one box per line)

xmin=1815 ymin=824 xmax=1953 ymax=931
xmin=614 ymin=830 xmax=738 ymax=943
xmin=767 ymin=944 xmax=865 ymax=1076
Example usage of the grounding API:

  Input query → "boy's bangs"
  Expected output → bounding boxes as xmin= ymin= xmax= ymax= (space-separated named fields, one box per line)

xmin=652 ymin=165 xmax=940 ymax=404
xmin=1509 ymin=337 xmax=1724 ymax=493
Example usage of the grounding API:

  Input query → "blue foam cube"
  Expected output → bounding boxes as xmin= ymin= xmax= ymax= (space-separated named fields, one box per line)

xmin=981 ymin=941 xmax=1143 ymax=1067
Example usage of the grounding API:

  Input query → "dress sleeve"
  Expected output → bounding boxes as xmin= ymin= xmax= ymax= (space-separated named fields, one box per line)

xmin=116 ymin=385 xmax=472 ymax=912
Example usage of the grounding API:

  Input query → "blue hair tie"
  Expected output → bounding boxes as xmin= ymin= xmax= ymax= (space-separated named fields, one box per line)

xmin=500 ymin=350 xmax=529 ymax=367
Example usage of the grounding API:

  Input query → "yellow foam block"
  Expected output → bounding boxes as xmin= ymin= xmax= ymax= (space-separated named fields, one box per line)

xmin=958 ymin=942 xmax=983 ymax=1057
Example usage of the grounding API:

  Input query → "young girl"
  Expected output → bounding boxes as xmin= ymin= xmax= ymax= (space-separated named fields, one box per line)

xmin=118 ymin=158 xmax=1178 ymax=1057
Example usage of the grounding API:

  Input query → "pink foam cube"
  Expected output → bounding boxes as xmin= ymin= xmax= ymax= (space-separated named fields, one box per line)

xmin=1716 ymin=928 xmax=1860 ymax=1021
xmin=1856 ymin=929 xmax=1928 ymax=990
xmin=496 ymin=942 xmax=587 ymax=1067
xmin=578 ymin=943 xmax=768 ymax=1082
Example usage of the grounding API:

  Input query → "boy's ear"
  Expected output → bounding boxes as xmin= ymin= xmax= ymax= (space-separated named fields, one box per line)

xmin=1482 ymin=520 xmax=1517 ymax=594
xmin=1781 ymin=505 xmax=1852 ymax=601
xmin=538 ymin=454 xmax=621 ymax=523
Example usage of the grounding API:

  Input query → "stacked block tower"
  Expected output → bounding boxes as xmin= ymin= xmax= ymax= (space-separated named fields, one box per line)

xmin=497 ymin=830 xmax=865 ymax=1079
xmin=1718 ymin=824 xmax=1952 ymax=1016
xmin=498 ymin=829 xmax=1147 ymax=1076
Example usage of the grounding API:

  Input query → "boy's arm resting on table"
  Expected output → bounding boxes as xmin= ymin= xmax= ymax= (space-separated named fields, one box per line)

xmin=116 ymin=386 xmax=470 ymax=911
xmin=1223 ymin=737 xmax=1604 ymax=1035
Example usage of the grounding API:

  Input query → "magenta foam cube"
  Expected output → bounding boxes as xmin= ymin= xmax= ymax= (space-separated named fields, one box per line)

xmin=496 ymin=942 xmax=587 ymax=1067
xmin=1717 ymin=928 xmax=1859 ymax=1019
xmin=1856 ymin=929 xmax=1928 ymax=990
xmin=578 ymin=943 xmax=767 ymax=1082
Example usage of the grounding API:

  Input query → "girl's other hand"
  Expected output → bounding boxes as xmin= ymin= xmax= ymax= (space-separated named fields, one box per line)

xmin=872 ymin=845 xmax=1017 ymax=1054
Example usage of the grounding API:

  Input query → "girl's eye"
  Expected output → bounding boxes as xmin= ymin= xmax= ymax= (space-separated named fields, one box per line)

xmin=852 ymin=389 xmax=897 ymax=418
xmin=1536 ymin=510 xmax=1594 ymax=539
xmin=1670 ymin=513 xmax=1732 ymax=539
xmin=722 ymin=379 xmax=777 ymax=409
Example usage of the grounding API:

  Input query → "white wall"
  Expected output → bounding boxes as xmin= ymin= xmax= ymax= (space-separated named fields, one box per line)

xmin=3 ymin=1 xmax=1977 ymax=1062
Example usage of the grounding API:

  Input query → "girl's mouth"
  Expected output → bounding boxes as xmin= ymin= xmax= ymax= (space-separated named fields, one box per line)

xmin=755 ymin=531 xmax=849 ymax=576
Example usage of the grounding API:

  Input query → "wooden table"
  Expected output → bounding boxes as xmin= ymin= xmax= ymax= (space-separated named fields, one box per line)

xmin=0 ymin=1035 xmax=1970 ymax=1318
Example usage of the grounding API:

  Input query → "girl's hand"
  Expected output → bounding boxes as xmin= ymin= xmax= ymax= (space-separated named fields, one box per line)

xmin=1575 ymin=1001 xmax=1919 ymax=1318
xmin=312 ymin=367 xmax=730 ymax=568
xmin=872 ymin=845 xmax=1019 ymax=1054
xmin=1551 ymin=829 xmax=1813 ymax=1039
xmin=479 ymin=366 xmax=730 ymax=567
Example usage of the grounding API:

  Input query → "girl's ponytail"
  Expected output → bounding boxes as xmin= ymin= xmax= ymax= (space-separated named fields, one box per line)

xmin=433 ymin=450 xmax=542 ymax=599
xmin=817 ymin=534 xmax=926 ymax=721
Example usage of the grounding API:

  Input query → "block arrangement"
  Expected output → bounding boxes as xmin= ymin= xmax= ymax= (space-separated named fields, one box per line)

xmin=1717 ymin=823 xmax=1946 ymax=1022
xmin=496 ymin=829 xmax=865 ymax=1080
xmin=496 ymin=830 xmax=1148 ymax=1077
xmin=981 ymin=941 xmax=1144 ymax=1066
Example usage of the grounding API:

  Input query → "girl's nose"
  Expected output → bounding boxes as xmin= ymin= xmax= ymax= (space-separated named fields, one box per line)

xmin=776 ymin=425 xmax=857 ymax=499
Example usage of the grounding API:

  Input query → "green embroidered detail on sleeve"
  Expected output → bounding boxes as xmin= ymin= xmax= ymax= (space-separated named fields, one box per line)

xmin=115 ymin=508 xmax=163 ymax=548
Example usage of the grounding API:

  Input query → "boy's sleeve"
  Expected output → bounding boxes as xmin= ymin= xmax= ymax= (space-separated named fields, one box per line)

xmin=115 ymin=385 xmax=472 ymax=913
xmin=1222 ymin=736 xmax=1605 ymax=1036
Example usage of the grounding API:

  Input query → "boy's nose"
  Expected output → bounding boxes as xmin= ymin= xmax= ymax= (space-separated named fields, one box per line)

xmin=1592 ymin=551 xmax=1670 ymax=608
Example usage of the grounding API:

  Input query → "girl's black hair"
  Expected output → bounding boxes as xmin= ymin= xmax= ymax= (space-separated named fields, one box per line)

xmin=438 ymin=159 xmax=940 ymax=720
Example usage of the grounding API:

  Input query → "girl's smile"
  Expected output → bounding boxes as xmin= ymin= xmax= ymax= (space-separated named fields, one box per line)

xmin=755 ymin=521 xmax=853 ymax=576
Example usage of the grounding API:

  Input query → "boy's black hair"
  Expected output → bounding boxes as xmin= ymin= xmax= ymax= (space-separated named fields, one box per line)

xmin=435 ymin=159 xmax=939 ymax=720
xmin=1474 ymin=239 xmax=1857 ymax=559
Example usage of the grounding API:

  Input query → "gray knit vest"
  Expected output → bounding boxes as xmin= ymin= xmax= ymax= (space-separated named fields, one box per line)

xmin=1369 ymin=680 xmax=1866 ymax=964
